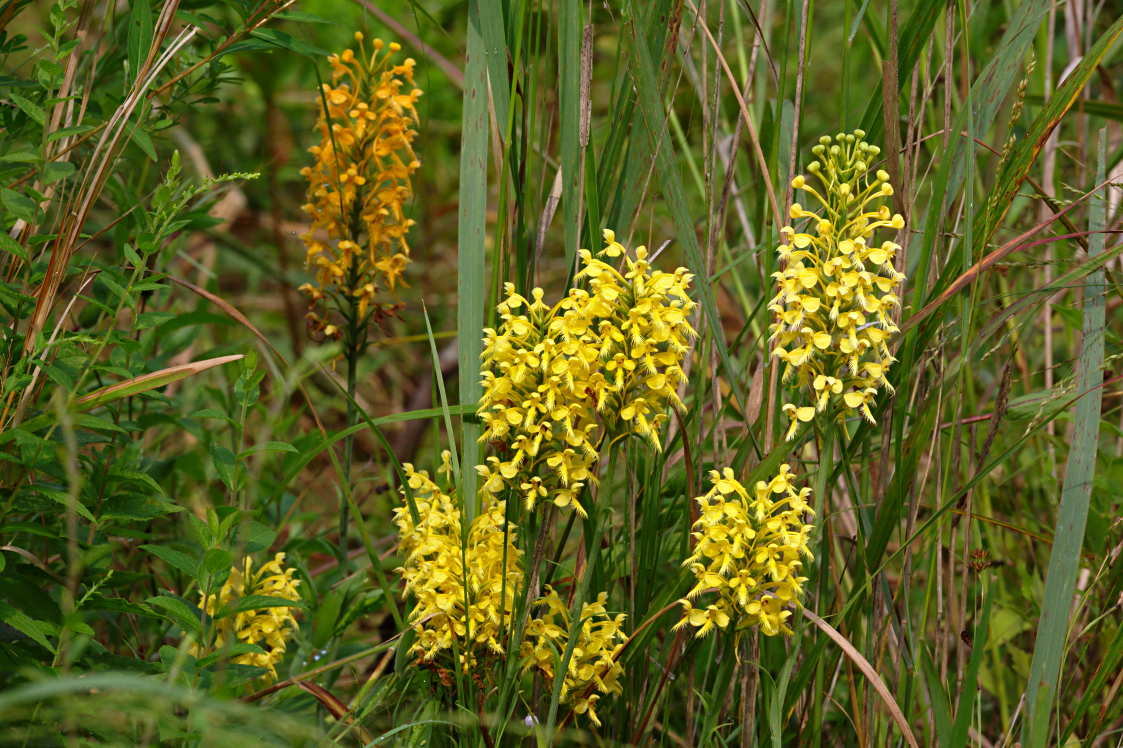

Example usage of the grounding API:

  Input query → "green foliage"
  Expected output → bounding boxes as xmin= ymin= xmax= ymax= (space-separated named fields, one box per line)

xmin=1 ymin=0 xmax=1121 ymax=745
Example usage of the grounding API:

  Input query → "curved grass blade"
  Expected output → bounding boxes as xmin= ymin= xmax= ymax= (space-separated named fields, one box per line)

xmin=4 ymin=354 xmax=243 ymax=440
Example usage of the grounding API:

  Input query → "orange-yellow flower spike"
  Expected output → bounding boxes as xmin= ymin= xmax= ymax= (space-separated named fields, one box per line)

xmin=299 ymin=38 xmax=422 ymax=340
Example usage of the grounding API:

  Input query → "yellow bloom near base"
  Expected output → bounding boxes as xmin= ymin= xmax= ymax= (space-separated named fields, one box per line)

xmin=193 ymin=552 xmax=301 ymax=680
xmin=392 ymin=458 xmax=524 ymax=667
xmin=676 ymin=466 xmax=814 ymax=638
xmin=521 ymin=587 xmax=627 ymax=728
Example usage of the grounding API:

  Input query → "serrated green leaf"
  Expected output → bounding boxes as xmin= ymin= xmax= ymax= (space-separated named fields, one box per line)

xmin=7 ymin=91 xmax=44 ymax=125
xmin=0 ymin=151 xmax=39 ymax=164
xmin=46 ymin=124 xmax=95 ymax=142
xmin=237 ymin=441 xmax=297 ymax=459
xmin=1 ymin=188 xmax=37 ymax=221
xmin=0 ymin=600 xmax=56 ymax=653
xmin=99 ymin=494 xmax=182 ymax=522
xmin=41 ymin=161 xmax=75 ymax=185
xmin=122 ymin=243 xmax=142 ymax=266
xmin=0 ymin=233 xmax=29 ymax=262
xmin=36 ymin=487 xmax=95 ymax=522
xmin=73 ymin=412 xmax=127 ymax=433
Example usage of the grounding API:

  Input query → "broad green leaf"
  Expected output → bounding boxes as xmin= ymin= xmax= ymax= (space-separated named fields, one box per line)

xmin=456 ymin=0 xmax=489 ymax=520
xmin=0 ymin=600 xmax=56 ymax=653
xmin=215 ymin=594 xmax=302 ymax=619
xmin=146 ymin=595 xmax=203 ymax=638
xmin=1022 ymin=131 xmax=1110 ymax=748
xmin=1 ymin=188 xmax=37 ymax=221
xmin=126 ymin=0 xmax=153 ymax=86
xmin=141 ymin=544 xmax=200 ymax=578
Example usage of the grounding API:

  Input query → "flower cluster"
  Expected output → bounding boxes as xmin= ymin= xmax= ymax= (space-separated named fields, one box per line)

xmin=194 ymin=553 xmax=301 ymax=679
xmin=769 ymin=131 xmax=906 ymax=440
xmin=676 ymin=466 xmax=814 ymax=638
xmin=392 ymin=459 xmax=629 ymax=723
xmin=299 ymin=34 xmax=422 ymax=338
xmin=392 ymin=458 xmax=524 ymax=666
xmin=477 ymin=229 xmax=696 ymax=517
xmin=521 ymin=587 xmax=627 ymax=727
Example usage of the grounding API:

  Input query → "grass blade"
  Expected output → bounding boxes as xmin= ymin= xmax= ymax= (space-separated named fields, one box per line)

xmin=974 ymin=14 xmax=1123 ymax=255
xmin=1022 ymin=131 xmax=1109 ymax=748
xmin=800 ymin=607 xmax=919 ymax=748
xmin=558 ymin=0 xmax=582 ymax=270
xmin=456 ymin=0 xmax=490 ymax=521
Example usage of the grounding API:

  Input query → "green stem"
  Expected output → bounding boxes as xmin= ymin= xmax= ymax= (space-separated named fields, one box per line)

xmin=810 ymin=423 xmax=837 ymax=744
xmin=339 ymin=253 xmax=364 ymax=566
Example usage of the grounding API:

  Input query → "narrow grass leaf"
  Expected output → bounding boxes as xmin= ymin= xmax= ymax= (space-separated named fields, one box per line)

xmin=1022 ymin=131 xmax=1109 ymax=748
xmin=456 ymin=0 xmax=489 ymax=520
xmin=975 ymin=15 xmax=1123 ymax=255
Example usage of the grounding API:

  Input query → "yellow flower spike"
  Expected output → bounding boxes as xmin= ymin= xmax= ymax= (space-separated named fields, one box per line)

xmin=521 ymin=587 xmax=627 ymax=727
xmin=769 ymin=131 xmax=905 ymax=430
xmin=393 ymin=465 xmax=524 ymax=669
xmin=299 ymin=37 xmax=422 ymax=338
xmin=678 ymin=467 xmax=814 ymax=639
xmin=477 ymin=229 xmax=696 ymax=517
xmin=192 ymin=553 xmax=301 ymax=680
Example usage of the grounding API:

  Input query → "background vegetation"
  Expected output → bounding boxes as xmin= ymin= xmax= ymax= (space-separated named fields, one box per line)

xmin=1 ymin=0 xmax=1120 ymax=745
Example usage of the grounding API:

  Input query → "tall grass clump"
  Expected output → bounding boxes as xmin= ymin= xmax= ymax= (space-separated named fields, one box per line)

xmin=1 ymin=1 xmax=1120 ymax=746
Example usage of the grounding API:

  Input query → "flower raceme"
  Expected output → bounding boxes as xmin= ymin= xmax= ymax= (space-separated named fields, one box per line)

xmin=676 ymin=466 xmax=814 ymax=638
xmin=477 ymin=229 xmax=696 ymax=517
xmin=392 ymin=458 xmax=524 ymax=666
xmin=392 ymin=459 xmax=630 ymax=723
xmin=193 ymin=553 xmax=301 ymax=679
xmin=521 ymin=587 xmax=627 ymax=727
xmin=298 ymin=34 xmax=422 ymax=338
xmin=770 ymin=131 xmax=906 ymax=440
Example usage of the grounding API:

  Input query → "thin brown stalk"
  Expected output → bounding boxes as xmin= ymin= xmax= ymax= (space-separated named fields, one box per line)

xmin=683 ymin=0 xmax=782 ymax=232
xmin=881 ymin=0 xmax=904 ymax=217
xmin=782 ymin=0 xmax=810 ymax=213
xmin=801 ymin=608 xmax=920 ymax=748
xmin=150 ymin=0 xmax=296 ymax=98
xmin=353 ymin=0 xmax=465 ymax=89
